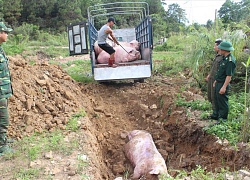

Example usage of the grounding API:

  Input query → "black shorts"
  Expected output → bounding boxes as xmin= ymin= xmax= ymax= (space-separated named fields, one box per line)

xmin=98 ymin=43 xmax=115 ymax=54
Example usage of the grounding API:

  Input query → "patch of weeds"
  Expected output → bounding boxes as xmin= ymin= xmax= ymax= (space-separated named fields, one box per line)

xmin=179 ymin=85 xmax=187 ymax=92
xmin=28 ymin=145 xmax=41 ymax=161
xmin=190 ymin=165 xmax=213 ymax=179
xmin=175 ymin=96 xmax=210 ymax=111
xmin=80 ymin=174 xmax=91 ymax=179
xmin=66 ymin=109 xmax=86 ymax=131
xmin=123 ymin=170 xmax=130 ymax=179
xmin=14 ymin=168 xmax=41 ymax=180
xmin=200 ymin=111 xmax=210 ymax=119
xmin=204 ymin=119 xmax=242 ymax=145
xmin=77 ymin=154 xmax=89 ymax=178
xmin=167 ymin=106 xmax=172 ymax=116
xmin=28 ymin=60 xmax=36 ymax=65
xmin=45 ymin=130 xmax=65 ymax=151
xmin=153 ymin=51 xmax=185 ymax=76
xmin=17 ymin=130 xmax=74 ymax=160
xmin=228 ymin=93 xmax=245 ymax=120
xmin=61 ymin=59 xmax=95 ymax=83
xmin=70 ymin=138 xmax=80 ymax=149
xmin=18 ymin=134 xmax=43 ymax=161
xmin=162 ymin=166 xmax=230 ymax=180
xmin=159 ymin=96 xmax=164 ymax=108
xmin=1 ymin=149 xmax=18 ymax=160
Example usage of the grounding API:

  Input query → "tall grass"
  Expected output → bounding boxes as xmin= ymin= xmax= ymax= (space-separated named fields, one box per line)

xmin=3 ymin=23 xmax=68 ymax=57
xmin=241 ymin=56 xmax=250 ymax=142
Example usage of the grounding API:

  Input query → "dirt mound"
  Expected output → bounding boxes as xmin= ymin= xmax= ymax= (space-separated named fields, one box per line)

xmin=8 ymin=55 xmax=92 ymax=139
xmin=6 ymin=54 xmax=250 ymax=179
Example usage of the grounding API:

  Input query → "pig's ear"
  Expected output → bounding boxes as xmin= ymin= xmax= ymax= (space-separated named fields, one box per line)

xmin=149 ymin=168 xmax=160 ymax=175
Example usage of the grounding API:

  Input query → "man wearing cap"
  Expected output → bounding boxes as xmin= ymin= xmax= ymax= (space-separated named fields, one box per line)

xmin=0 ymin=22 xmax=14 ymax=155
xmin=205 ymin=39 xmax=223 ymax=120
xmin=213 ymin=41 xmax=236 ymax=123
xmin=98 ymin=17 xmax=119 ymax=67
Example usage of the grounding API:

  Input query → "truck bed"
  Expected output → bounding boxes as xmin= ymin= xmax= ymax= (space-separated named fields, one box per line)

xmin=94 ymin=60 xmax=150 ymax=68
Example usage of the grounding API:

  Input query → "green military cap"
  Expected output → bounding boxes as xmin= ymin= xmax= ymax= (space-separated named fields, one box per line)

xmin=0 ymin=22 xmax=13 ymax=32
xmin=218 ymin=41 xmax=234 ymax=51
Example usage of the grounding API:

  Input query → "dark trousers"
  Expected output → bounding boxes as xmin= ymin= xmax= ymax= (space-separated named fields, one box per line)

xmin=207 ymin=78 xmax=216 ymax=115
xmin=214 ymin=82 xmax=229 ymax=120
xmin=0 ymin=98 xmax=9 ymax=145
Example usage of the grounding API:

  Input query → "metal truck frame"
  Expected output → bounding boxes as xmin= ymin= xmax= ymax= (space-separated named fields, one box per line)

xmin=68 ymin=2 xmax=153 ymax=82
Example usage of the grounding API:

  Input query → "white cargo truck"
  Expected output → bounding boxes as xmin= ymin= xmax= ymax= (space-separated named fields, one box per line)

xmin=67 ymin=2 xmax=153 ymax=82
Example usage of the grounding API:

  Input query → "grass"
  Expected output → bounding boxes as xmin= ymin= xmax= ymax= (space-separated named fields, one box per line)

xmin=175 ymin=96 xmax=210 ymax=111
xmin=0 ymin=110 xmax=89 ymax=179
xmin=60 ymin=59 xmax=95 ymax=83
xmin=14 ymin=168 xmax=41 ymax=180
xmin=66 ymin=109 xmax=87 ymax=132
xmin=159 ymin=166 xmax=238 ymax=180
xmin=152 ymin=51 xmax=187 ymax=76
xmin=175 ymin=90 xmax=246 ymax=145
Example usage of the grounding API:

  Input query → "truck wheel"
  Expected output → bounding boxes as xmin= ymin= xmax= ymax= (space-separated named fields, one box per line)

xmin=134 ymin=79 xmax=144 ymax=83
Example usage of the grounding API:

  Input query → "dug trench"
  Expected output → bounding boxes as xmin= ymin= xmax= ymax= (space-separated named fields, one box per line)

xmin=2 ymin=54 xmax=250 ymax=179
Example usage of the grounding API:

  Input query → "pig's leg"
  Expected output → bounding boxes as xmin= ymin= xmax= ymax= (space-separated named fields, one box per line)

xmin=131 ymin=164 xmax=143 ymax=179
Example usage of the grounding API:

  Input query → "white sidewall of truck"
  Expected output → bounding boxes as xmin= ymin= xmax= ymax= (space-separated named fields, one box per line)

xmin=94 ymin=65 xmax=151 ymax=81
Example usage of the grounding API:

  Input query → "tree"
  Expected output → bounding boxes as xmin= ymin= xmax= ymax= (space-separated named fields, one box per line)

xmin=0 ymin=0 xmax=3 ymax=20
xmin=240 ymin=0 xmax=250 ymax=23
xmin=20 ymin=0 xmax=56 ymax=27
xmin=218 ymin=0 xmax=244 ymax=24
xmin=165 ymin=3 xmax=187 ymax=33
xmin=144 ymin=0 xmax=165 ymax=15
xmin=55 ymin=0 xmax=83 ymax=32
xmin=2 ymin=0 xmax=22 ymax=26
xmin=206 ymin=20 xmax=213 ymax=30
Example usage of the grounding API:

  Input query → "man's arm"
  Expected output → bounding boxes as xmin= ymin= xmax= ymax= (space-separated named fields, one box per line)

xmin=219 ymin=76 xmax=231 ymax=94
xmin=105 ymin=28 xmax=119 ymax=45
xmin=205 ymin=74 xmax=210 ymax=82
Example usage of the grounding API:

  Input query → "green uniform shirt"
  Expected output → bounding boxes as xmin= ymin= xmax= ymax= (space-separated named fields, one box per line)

xmin=0 ymin=46 xmax=13 ymax=99
xmin=215 ymin=53 xmax=236 ymax=82
xmin=209 ymin=53 xmax=223 ymax=79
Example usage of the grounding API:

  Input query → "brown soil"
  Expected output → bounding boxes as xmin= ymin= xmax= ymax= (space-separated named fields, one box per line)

xmin=1 ymin=53 xmax=250 ymax=179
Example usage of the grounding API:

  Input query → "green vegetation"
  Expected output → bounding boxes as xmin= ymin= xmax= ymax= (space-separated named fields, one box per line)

xmin=160 ymin=166 xmax=232 ymax=180
xmin=154 ymin=22 xmax=249 ymax=145
xmin=61 ymin=59 xmax=95 ymax=83
xmin=66 ymin=109 xmax=87 ymax=131
xmin=241 ymin=57 xmax=250 ymax=142
xmin=1 ymin=111 xmax=88 ymax=179
xmin=14 ymin=168 xmax=41 ymax=180
xmin=175 ymin=97 xmax=210 ymax=111
xmin=153 ymin=51 xmax=186 ymax=76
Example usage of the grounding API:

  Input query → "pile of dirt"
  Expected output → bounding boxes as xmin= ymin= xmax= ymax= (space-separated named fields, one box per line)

xmin=8 ymin=54 xmax=91 ymax=138
xmin=5 ymin=54 xmax=250 ymax=179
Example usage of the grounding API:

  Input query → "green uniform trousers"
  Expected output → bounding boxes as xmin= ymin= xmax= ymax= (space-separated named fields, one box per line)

xmin=214 ymin=82 xmax=229 ymax=120
xmin=207 ymin=77 xmax=216 ymax=115
xmin=0 ymin=98 xmax=9 ymax=145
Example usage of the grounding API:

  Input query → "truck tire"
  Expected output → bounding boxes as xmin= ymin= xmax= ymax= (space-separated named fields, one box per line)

xmin=134 ymin=79 xmax=144 ymax=83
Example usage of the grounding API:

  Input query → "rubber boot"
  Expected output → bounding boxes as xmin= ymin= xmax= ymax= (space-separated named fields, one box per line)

xmin=0 ymin=133 xmax=14 ymax=156
xmin=108 ymin=58 xmax=114 ymax=67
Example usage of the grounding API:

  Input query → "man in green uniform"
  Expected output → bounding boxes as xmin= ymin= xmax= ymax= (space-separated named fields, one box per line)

xmin=0 ymin=22 xmax=14 ymax=155
xmin=205 ymin=39 xmax=223 ymax=120
xmin=213 ymin=41 xmax=236 ymax=123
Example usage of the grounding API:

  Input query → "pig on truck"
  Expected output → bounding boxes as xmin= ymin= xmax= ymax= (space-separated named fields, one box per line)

xmin=67 ymin=2 xmax=153 ymax=83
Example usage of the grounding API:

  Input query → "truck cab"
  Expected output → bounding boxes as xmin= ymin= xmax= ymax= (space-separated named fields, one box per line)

xmin=68 ymin=2 xmax=153 ymax=82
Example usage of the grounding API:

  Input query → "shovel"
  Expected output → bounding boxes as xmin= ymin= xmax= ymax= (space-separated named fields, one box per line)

xmin=110 ymin=38 xmax=134 ymax=57
xmin=118 ymin=43 xmax=135 ymax=57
